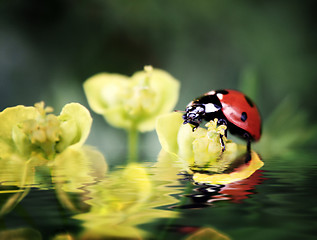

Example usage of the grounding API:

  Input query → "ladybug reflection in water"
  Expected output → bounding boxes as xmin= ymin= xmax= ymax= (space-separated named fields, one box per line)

xmin=182 ymin=89 xmax=262 ymax=159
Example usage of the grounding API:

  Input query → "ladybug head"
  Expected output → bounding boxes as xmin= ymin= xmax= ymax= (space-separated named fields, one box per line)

xmin=182 ymin=104 xmax=205 ymax=130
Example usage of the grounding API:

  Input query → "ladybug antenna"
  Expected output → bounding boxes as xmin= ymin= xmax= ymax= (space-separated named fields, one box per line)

xmin=174 ymin=110 xmax=186 ymax=113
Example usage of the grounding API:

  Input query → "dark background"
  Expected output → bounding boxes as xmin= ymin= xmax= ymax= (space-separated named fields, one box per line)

xmin=0 ymin=0 xmax=316 ymax=164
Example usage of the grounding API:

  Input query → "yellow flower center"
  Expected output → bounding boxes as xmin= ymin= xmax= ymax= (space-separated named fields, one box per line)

xmin=125 ymin=66 xmax=156 ymax=117
xmin=21 ymin=102 xmax=62 ymax=158
xmin=206 ymin=118 xmax=227 ymax=139
xmin=191 ymin=119 xmax=228 ymax=169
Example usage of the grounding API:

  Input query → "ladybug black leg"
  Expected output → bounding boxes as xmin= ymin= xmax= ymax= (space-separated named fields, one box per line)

xmin=217 ymin=119 xmax=227 ymax=153
xmin=191 ymin=122 xmax=200 ymax=131
xmin=244 ymin=134 xmax=252 ymax=163
xmin=220 ymin=134 xmax=225 ymax=152
xmin=217 ymin=118 xmax=228 ymax=137
xmin=247 ymin=138 xmax=251 ymax=154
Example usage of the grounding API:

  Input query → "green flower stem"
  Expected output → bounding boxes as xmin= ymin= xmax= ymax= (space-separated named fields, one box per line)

xmin=127 ymin=127 xmax=139 ymax=162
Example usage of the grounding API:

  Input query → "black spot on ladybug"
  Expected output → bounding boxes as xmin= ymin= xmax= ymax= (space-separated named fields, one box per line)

xmin=216 ymin=90 xmax=229 ymax=95
xmin=241 ymin=112 xmax=247 ymax=122
xmin=244 ymin=95 xmax=254 ymax=107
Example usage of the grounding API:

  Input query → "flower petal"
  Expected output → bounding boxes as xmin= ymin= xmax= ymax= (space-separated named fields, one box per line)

xmin=193 ymin=151 xmax=264 ymax=185
xmin=156 ymin=112 xmax=184 ymax=154
xmin=0 ymin=106 xmax=38 ymax=158
xmin=57 ymin=103 xmax=92 ymax=151
xmin=83 ymin=73 xmax=129 ymax=114
xmin=132 ymin=68 xmax=180 ymax=131
xmin=177 ymin=123 xmax=197 ymax=165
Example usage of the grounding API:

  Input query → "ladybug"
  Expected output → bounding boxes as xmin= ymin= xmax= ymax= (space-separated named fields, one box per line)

xmin=182 ymin=89 xmax=261 ymax=155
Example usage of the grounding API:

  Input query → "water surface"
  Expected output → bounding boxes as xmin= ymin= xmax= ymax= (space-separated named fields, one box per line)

xmin=0 ymin=151 xmax=316 ymax=239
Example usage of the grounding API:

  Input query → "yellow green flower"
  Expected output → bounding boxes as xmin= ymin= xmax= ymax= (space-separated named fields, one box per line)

xmin=83 ymin=66 xmax=180 ymax=132
xmin=0 ymin=102 xmax=94 ymax=187
xmin=156 ymin=112 xmax=264 ymax=184
xmin=2 ymin=102 xmax=91 ymax=159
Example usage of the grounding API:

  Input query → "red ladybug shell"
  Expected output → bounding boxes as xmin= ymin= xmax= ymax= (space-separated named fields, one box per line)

xmin=217 ymin=90 xmax=261 ymax=141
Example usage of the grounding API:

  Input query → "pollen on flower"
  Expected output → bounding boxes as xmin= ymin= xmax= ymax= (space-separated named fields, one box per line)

xmin=141 ymin=65 xmax=154 ymax=86
xmin=126 ymin=79 xmax=156 ymax=116
xmin=21 ymin=102 xmax=62 ymax=157
xmin=34 ymin=101 xmax=54 ymax=116
xmin=144 ymin=65 xmax=153 ymax=73
xmin=206 ymin=118 xmax=227 ymax=140
xmin=31 ymin=125 xmax=46 ymax=143
xmin=45 ymin=115 xmax=61 ymax=142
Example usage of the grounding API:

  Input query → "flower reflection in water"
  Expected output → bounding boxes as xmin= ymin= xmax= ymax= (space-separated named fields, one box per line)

xmin=73 ymin=163 xmax=180 ymax=239
xmin=0 ymin=150 xmax=265 ymax=240
xmin=0 ymin=228 xmax=42 ymax=240
xmin=185 ymin=227 xmax=230 ymax=240
xmin=0 ymin=145 xmax=107 ymax=216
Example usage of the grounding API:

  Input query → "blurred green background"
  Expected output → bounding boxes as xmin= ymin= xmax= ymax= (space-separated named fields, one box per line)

xmin=0 ymin=0 xmax=316 ymax=165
